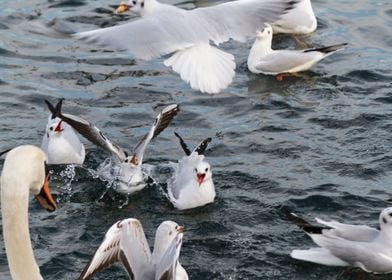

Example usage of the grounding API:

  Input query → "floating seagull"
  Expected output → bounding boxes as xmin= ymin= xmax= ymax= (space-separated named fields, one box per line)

xmin=41 ymin=99 xmax=86 ymax=165
xmin=247 ymin=24 xmax=347 ymax=78
xmin=79 ymin=219 xmax=188 ymax=280
xmin=74 ymin=0 xmax=298 ymax=94
xmin=272 ymin=0 xmax=317 ymax=34
xmin=1 ymin=145 xmax=57 ymax=279
xmin=289 ymin=208 xmax=392 ymax=273
xmin=167 ymin=132 xmax=215 ymax=210
xmin=56 ymin=104 xmax=179 ymax=194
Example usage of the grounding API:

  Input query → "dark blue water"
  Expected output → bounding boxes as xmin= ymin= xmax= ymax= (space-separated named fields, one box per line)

xmin=0 ymin=0 xmax=392 ymax=279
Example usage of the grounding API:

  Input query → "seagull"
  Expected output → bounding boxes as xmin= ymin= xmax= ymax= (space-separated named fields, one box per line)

xmin=55 ymin=104 xmax=180 ymax=194
xmin=41 ymin=99 xmax=86 ymax=165
xmin=271 ymin=0 xmax=317 ymax=34
xmin=78 ymin=218 xmax=188 ymax=280
xmin=289 ymin=208 xmax=392 ymax=273
xmin=73 ymin=0 xmax=298 ymax=94
xmin=167 ymin=132 xmax=215 ymax=210
xmin=247 ymin=24 xmax=347 ymax=78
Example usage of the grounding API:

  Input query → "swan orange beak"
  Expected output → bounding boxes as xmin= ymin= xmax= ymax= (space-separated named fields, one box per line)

xmin=35 ymin=175 xmax=57 ymax=212
xmin=115 ymin=2 xmax=130 ymax=14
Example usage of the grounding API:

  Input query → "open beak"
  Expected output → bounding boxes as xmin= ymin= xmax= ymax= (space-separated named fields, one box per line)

xmin=35 ymin=175 xmax=57 ymax=212
xmin=54 ymin=120 xmax=64 ymax=133
xmin=115 ymin=2 xmax=130 ymax=14
xmin=176 ymin=225 xmax=185 ymax=233
xmin=197 ymin=173 xmax=205 ymax=185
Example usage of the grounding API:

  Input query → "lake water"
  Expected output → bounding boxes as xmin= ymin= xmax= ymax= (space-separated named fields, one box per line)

xmin=0 ymin=0 xmax=392 ymax=279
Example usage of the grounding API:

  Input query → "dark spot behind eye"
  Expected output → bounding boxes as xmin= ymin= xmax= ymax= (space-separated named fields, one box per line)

xmin=141 ymin=1 xmax=144 ymax=7
xmin=383 ymin=217 xmax=387 ymax=224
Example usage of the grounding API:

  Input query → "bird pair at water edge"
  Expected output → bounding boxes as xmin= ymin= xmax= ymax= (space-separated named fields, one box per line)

xmin=3 ymin=146 xmax=392 ymax=279
xmin=42 ymin=99 xmax=215 ymax=211
xmin=73 ymin=0 xmax=346 ymax=94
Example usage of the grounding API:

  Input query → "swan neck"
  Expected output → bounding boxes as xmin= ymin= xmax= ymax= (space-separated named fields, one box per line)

xmin=1 ymin=181 xmax=43 ymax=280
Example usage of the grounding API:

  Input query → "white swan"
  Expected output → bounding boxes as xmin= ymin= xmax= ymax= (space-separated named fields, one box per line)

xmin=1 ymin=145 xmax=57 ymax=280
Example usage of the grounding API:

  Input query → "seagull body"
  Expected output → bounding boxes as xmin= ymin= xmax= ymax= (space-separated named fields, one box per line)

xmin=247 ymin=24 xmax=347 ymax=75
xmin=167 ymin=133 xmax=215 ymax=210
xmin=56 ymin=104 xmax=179 ymax=194
xmin=272 ymin=0 xmax=317 ymax=34
xmin=74 ymin=0 xmax=297 ymax=94
xmin=290 ymin=207 xmax=392 ymax=273
xmin=79 ymin=219 xmax=188 ymax=280
xmin=41 ymin=100 xmax=85 ymax=165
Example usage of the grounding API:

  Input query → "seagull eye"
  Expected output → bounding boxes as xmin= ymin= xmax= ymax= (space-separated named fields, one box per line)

xmin=205 ymin=168 xmax=208 ymax=172
xmin=194 ymin=168 xmax=197 ymax=173
xmin=49 ymin=127 xmax=53 ymax=131
xmin=132 ymin=0 xmax=136 ymax=4
xmin=141 ymin=1 xmax=144 ymax=7
xmin=389 ymin=213 xmax=392 ymax=217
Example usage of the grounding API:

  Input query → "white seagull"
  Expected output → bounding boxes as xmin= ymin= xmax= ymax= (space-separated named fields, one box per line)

xmin=74 ymin=0 xmax=298 ymax=94
xmin=247 ymin=24 xmax=347 ymax=77
xmin=78 ymin=218 xmax=188 ymax=280
xmin=1 ymin=145 xmax=57 ymax=279
xmin=55 ymin=104 xmax=180 ymax=194
xmin=167 ymin=132 xmax=215 ymax=210
xmin=41 ymin=99 xmax=86 ymax=165
xmin=271 ymin=0 xmax=317 ymax=34
xmin=289 ymin=208 xmax=392 ymax=273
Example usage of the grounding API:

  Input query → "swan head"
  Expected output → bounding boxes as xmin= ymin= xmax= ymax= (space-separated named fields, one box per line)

xmin=1 ymin=145 xmax=57 ymax=212
xmin=194 ymin=160 xmax=212 ymax=186
xmin=255 ymin=23 xmax=273 ymax=40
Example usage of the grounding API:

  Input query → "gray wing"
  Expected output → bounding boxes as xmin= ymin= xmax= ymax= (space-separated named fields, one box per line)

xmin=59 ymin=112 xmax=127 ymax=162
xmin=74 ymin=0 xmax=296 ymax=59
xmin=191 ymin=0 xmax=297 ymax=44
xmin=310 ymin=234 xmax=390 ymax=272
xmin=253 ymin=50 xmax=322 ymax=73
xmin=129 ymin=104 xmax=180 ymax=165
xmin=315 ymin=218 xmax=379 ymax=242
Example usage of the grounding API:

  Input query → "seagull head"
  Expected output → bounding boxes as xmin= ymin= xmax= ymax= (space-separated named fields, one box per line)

xmin=256 ymin=23 xmax=273 ymax=40
xmin=194 ymin=161 xmax=212 ymax=186
xmin=46 ymin=117 xmax=65 ymax=138
xmin=115 ymin=0 xmax=152 ymax=15
xmin=153 ymin=221 xmax=184 ymax=262
xmin=379 ymin=207 xmax=392 ymax=231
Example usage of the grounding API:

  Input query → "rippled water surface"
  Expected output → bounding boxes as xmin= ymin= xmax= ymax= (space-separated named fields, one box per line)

xmin=1 ymin=0 xmax=392 ymax=279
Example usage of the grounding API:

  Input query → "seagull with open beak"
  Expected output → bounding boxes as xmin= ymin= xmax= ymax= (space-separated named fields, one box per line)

xmin=167 ymin=132 xmax=215 ymax=210
xmin=41 ymin=99 xmax=85 ymax=165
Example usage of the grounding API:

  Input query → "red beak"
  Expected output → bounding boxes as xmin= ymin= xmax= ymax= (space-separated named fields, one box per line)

xmin=54 ymin=120 xmax=64 ymax=133
xmin=197 ymin=173 xmax=205 ymax=185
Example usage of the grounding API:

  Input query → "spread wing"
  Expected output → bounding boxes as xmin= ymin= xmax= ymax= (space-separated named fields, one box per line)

xmin=74 ymin=0 xmax=297 ymax=60
xmin=129 ymin=104 xmax=179 ymax=165
xmin=155 ymin=233 xmax=184 ymax=280
xmin=58 ymin=112 xmax=127 ymax=162
xmin=193 ymin=137 xmax=212 ymax=155
xmin=79 ymin=218 xmax=152 ymax=280
xmin=174 ymin=132 xmax=191 ymax=156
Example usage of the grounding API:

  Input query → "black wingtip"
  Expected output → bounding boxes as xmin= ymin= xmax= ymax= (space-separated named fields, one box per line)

xmin=45 ymin=98 xmax=64 ymax=119
xmin=194 ymin=137 xmax=212 ymax=155
xmin=287 ymin=212 xmax=328 ymax=234
xmin=174 ymin=132 xmax=191 ymax=156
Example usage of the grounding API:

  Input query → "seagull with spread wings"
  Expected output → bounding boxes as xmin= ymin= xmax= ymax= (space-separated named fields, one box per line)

xmin=79 ymin=218 xmax=188 ymax=280
xmin=55 ymin=103 xmax=179 ymax=194
xmin=74 ymin=0 xmax=297 ymax=94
